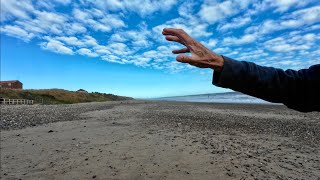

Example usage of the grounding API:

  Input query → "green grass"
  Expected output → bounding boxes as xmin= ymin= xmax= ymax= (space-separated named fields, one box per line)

xmin=0 ymin=88 xmax=133 ymax=104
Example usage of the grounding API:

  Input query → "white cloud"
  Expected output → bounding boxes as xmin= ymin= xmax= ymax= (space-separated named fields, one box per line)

xmin=132 ymin=57 xmax=152 ymax=67
xmin=281 ymin=5 xmax=320 ymax=28
xmin=35 ymin=10 xmax=67 ymax=24
xmin=53 ymin=0 xmax=71 ymax=5
xmin=213 ymin=47 xmax=231 ymax=54
xmin=235 ymin=49 xmax=269 ymax=61
xmin=65 ymin=23 xmax=87 ymax=35
xmin=268 ymin=0 xmax=312 ymax=12
xmin=201 ymin=39 xmax=218 ymax=48
xmin=264 ymin=33 xmax=316 ymax=52
xmin=101 ymin=54 xmax=130 ymax=64
xmin=110 ymin=34 xmax=127 ymax=42
xmin=12 ymin=10 xmax=68 ymax=37
xmin=1 ymin=0 xmax=34 ymax=21
xmin=99 ymin=15 xmax=126 ymax=29
xmin=124 ymin=0 xmax=177 ymax=16
xmin=246 ymin=6 xmax=320 ymax=35
xmin=72 ymin=8 xmax=125 ymax=32
xmin=77 ymin=48 xmax=98 ymax=57
xmin=106 ymin=43 xmax=133 ymax=56
xmin=178 ymin=1 xmax=197 ymax=17
xmin=36 ymin=0 xmax=71 ymax=10
xmin=93 ymin=45 xmax=111 ymax=55
xmin=218 ymin=16 xmax=251 ymax=31
xmin=0 ymin=25 xmax=35 ymax=42
xmin=305 ymin=24 xmax=320 ymax=31
xmin=40 ymin=38 xmax=74 ymax=55
xmin=34 ymin=11 xmax=67 ymax=34
xmin=152 ymin=17 xmax=212 ymax=39
xmin=109 ymin=24 xmax=153 ymax=50
xmin=223 ymin=33 xmax=258 ymax=45
xmin=80 ymin=0 xmax=177 ymax=16
xmin=56 ymin=36 xmax=84 ymax=46
xmin=198 ymin=0 xmax=252 ymax=24
xmin=58 ymin=35 xmax=98 ymax=47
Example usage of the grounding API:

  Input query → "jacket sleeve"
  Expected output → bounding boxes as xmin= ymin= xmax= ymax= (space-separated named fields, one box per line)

xmin=212 ymin=56 xmax=320 ymax=112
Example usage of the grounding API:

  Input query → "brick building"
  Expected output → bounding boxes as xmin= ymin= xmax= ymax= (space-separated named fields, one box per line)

xmin=0 ymin=80 xmax=23 ymax=89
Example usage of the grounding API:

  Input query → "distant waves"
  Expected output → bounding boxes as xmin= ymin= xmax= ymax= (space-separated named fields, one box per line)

xmin=154 ymin=92 xmax=275 ymax=104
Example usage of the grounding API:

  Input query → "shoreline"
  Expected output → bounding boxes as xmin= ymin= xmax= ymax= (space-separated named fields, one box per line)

xmin=148 ymin=99 xmax=280 ymax=105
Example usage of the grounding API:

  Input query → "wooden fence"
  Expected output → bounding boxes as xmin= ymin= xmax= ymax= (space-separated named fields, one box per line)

xmin=0 ymin=98 xmax=34 ymax=105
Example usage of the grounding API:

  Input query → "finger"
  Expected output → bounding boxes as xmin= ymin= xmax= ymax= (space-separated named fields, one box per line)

xmin=177 ymin=30 xmax=194 ymax=44
xmin=189 ymin=62 xmax=198 ymax=66
xmin=162 ymin=28 xmax=179 ymax=35
xmin=165 ymin=35 xmax=180 ymax=42
xmin=189 ymin=62 xmax=207 ymax=68
xmin=172 ymin=48 xmax=190 ymax=54
xmin=163 ymin=28 xmax=191 ymax=40
xmin=163 ymin=28 xmax=196 ymax=48
xmin=165 ymin=35 xmax=186 ymax=46
xmin=176 ymin=54 xmax=194 ymax=63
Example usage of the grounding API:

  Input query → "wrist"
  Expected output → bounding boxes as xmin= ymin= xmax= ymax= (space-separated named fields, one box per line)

xmin=211 ymin=55 xmax=224 ymax=72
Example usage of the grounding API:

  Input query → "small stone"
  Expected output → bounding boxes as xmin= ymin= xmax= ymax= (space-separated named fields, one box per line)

xmin=226 ymin=172 xmax=233 ymax=177
xmin=48 ymin=130 xmax=54 ymax=133
xmin=92 ymin=175 xmax=96 ymax=178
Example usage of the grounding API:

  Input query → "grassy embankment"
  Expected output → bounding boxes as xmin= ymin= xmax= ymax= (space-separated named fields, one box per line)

xmin=0 ymin=88 xmax=132 ymax=104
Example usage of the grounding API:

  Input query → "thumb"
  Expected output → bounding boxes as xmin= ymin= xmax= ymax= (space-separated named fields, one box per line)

xmin=176 ymin=54 xmax=193 ymax=63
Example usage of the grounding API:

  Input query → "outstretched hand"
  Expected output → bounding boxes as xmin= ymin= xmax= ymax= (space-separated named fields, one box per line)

xmin=162 ymin=28 xmax=224 ymax=72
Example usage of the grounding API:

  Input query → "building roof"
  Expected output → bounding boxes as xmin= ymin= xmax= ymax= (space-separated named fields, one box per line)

xmin=0 ymin=80 xmax=22 ymax=84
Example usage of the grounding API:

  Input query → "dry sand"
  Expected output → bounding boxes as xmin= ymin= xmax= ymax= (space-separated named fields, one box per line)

xmin=1 ymin=100 xmax=320 ymax=179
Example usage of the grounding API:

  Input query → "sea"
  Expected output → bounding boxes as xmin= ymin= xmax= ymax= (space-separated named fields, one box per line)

xmin=153 ymin=92 xmax=276 ymax=104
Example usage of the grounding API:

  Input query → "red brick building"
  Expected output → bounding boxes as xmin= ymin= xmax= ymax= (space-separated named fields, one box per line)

xmin=0 ymin=80 xmax=23 ymax=89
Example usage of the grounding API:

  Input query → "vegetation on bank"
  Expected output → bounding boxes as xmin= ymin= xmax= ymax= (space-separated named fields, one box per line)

xmin=0 ymin=88 xmax=133 ymax=104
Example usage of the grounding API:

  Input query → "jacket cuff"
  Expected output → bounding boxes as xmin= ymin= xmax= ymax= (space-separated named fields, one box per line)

xmin=212 ymin=55 xmax=245 ymax=88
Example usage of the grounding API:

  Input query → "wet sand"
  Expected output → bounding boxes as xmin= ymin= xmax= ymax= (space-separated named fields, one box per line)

xmin=1 ymin=101 xmax=319 ymax=179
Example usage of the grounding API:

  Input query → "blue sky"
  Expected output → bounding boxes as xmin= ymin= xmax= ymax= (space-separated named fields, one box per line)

xmin=1 ymin=0 xmax=320 ymax=98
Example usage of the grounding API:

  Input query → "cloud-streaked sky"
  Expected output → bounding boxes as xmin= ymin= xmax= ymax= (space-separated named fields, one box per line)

xmin=1 ymin=0 xmax=320 ymax=98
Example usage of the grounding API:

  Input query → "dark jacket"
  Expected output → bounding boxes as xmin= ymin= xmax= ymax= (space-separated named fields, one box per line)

xmin=213 ymin=56 xmax=320 ymax=112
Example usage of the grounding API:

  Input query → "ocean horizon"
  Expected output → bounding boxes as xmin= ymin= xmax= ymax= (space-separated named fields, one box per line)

xmin=151 ymin=92 xmax=276 ymax=104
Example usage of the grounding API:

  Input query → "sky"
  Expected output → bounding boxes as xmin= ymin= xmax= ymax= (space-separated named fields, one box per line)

xmin=1 ymin=0 xmax=320 ymax=98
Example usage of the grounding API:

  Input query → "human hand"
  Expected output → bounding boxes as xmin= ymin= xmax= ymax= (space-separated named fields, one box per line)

xmin=162 ymin=28 xmax=224 ymax=72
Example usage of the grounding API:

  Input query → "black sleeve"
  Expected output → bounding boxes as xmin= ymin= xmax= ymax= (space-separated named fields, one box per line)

xmin=212 ymin=56 xmax=320 ymax=112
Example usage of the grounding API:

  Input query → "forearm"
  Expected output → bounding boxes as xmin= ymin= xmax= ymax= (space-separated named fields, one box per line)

xmin=212 ymin=56 xmax=319 ymax=112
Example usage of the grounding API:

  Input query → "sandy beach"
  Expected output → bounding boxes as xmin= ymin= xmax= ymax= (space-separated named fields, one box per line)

xmin=1 ymin=100 xmax=319 ymax=179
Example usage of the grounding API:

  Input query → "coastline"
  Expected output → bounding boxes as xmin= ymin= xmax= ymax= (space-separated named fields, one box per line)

xmin=1 ymin=100 xmax=319 ymax=179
